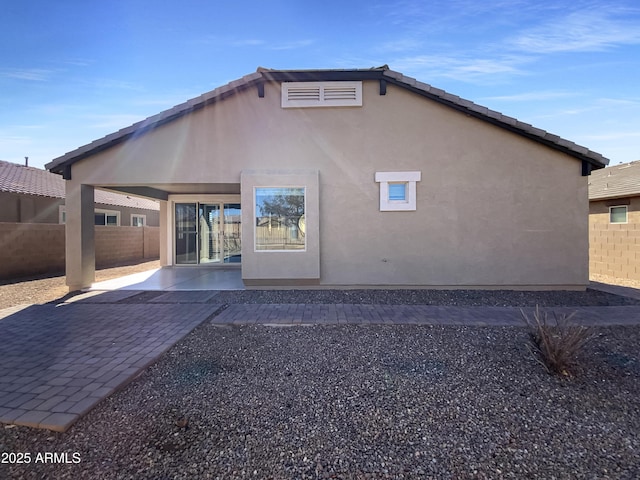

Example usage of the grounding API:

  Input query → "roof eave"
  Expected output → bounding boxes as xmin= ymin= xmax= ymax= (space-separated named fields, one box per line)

xmin=589 ymin=193 xmax=640 ymax=201
xmin=46 ymin=73 xmax=266 ymax=174
xmin=46 ymin=67 xmax=609 ymax=174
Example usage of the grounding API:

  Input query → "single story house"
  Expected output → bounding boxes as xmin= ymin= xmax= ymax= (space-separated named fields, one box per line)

xmin=0 ymin=159 xmax=160 ymax=226
xmin=46 ymin=66 xmax=608 ymax=291
xmin=588 ymin=160 xmax=640 ymax=280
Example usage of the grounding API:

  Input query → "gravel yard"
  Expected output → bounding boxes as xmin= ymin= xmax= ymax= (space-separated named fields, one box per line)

xmin=2 ymin=320 xmax=640 ymax=479
xmin=211 ymin=288 xmax=640 ymax=307
xmin=1 ymin=270 xmax=640 ymax=478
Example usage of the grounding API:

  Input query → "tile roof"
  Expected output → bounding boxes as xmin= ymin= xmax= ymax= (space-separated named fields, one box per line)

xmin=589 ymin=160 xmax=640 ymax=200
xmin=46 ymin=66 xmax=608 ymax=173
xmin=0 ymin=160 xmax=159 ymax=210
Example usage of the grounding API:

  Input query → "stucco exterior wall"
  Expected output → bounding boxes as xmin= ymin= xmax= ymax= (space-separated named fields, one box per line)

xmin=0 ymin=192 xmax=63 ymax=223
xmin=589 ymin=197 xmax=640 ymax=280
xmin=241 ymin=170 xmax=320 ymax=283
xmin=65 ymin=81 xmax=589 ymax=288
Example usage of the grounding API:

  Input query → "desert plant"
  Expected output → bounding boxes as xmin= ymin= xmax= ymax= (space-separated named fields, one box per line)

xmin=521 ymin=305 xmax=593 ymax=376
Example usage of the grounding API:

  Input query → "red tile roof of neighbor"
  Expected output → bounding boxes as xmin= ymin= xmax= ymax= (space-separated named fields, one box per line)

xmin=0 ymin=160 xmax=159 ymax=210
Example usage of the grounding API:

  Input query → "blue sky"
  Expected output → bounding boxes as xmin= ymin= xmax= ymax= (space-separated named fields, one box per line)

xmin=1 ymin=0 xmax=639 ymax=169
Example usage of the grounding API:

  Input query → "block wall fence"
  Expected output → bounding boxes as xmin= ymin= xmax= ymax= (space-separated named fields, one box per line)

xmin=0 ymin=223 xmax=159 ymax=280
xmin=589 ymin=197 xmax=640 ymax=281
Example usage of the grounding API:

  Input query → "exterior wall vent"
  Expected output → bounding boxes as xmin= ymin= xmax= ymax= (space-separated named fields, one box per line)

xmin=282 ymin=81 xmax=362 ymax=108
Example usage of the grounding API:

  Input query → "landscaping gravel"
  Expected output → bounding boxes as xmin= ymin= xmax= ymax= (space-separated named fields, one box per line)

xmin=2 ymin=278 xmax=639 ymax=478
xmin=2 ymin=320 xmax=639 ymax=479
xmin=210 ymin=287 xmax=640 ymax=307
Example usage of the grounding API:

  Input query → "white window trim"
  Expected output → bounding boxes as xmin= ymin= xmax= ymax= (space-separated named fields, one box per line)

xmin=375 ymin=171 xmax=421 ymax=211
xmin=131 ymin=214 xmax=146 ymax=226
xmin=254 ymin=186 xmax=307 ymax=252
xmin=282 ymin=81 xmax=363 ymax=108
xmin=59 ymin=206 xmax=121 ymax=225
xmin=95 ymin=208 xmax=120 ymax=226
xmin=609 ymin=205 xmax=628 ymax=224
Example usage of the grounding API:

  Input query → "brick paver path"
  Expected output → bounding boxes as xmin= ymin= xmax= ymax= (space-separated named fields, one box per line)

xmin=1 ymin=287 xmax=639 ymax=432
xmin=212 ymin=304 xmax=640 ymax=326
xmin=0 ymin=301 xmax=218 ymax=431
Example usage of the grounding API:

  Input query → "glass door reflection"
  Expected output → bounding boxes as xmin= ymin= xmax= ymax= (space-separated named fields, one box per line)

xmin=175 ymin=203 xmax=197 ymax=264
xmin=175 ymin=201 xmax=241 ymax=265
xmin=223 ymin=203 xmax=241 ymax=263
xmin=199 ymin=204 xmax=221 ymax=264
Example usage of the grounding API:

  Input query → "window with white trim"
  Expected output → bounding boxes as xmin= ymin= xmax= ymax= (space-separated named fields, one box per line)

xmin=94 ymin=209 xmax=120 ymax=226
xmin=282 ymin=81 xmax=362 ymax=108
xmin=255 ymin=187 xmax=306 ymax=251
xmin=59 ymin=206 xmax=121 ymax=225
xmin=375 ymin=171 xmax=421 ymax=211
xmin=131 ymin=214 xmax=146 ymax=227
xmin=609 ymin=205 xmax=628 ymax=224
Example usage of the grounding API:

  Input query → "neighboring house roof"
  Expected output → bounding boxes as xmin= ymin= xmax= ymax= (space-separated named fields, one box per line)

xmin=0 ymin=160 xmax=159 ymax=210
xmin=46 ymin=66 xmax=609 ymax=175
xmin=589 ymin=160 xmax=640 ymax=201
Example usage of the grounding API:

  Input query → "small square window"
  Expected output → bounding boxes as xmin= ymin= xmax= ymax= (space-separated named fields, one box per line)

xmin=610 ymin=206 xmax=628 ymax=224
xmin=388 ymin=183 xmax=407 ymax=202
xmin=375 ymin=171 xmax=421 ymax=211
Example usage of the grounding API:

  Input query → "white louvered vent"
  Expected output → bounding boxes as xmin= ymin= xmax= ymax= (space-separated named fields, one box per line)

xmin=282 ymin=81 xmax=362 ymax=108
xmin=287 ymin=85 xmax=321 ymax=102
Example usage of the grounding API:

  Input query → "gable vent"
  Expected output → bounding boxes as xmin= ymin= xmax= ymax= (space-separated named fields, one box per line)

xmin=282 ymin=81 xmax=362 ymax=108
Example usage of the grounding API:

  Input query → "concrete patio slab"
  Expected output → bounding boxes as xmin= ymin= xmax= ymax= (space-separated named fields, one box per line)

xmin=63 ymin=290 xmax=143 ymax=304
xmin=89 ymin=266 xmax=244 ymax=291
xmin=0 ymin=302 xmax=219 ymax=432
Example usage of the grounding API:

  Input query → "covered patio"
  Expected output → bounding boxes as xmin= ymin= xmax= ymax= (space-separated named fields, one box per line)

xmin=88 ymin=266 xmax=244 ymax=291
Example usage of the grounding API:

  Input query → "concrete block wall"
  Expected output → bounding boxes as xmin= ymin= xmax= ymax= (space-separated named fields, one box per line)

xmin=589 ymin=197 xmax=640 ymax=280
xmin=0 ymin=223 xmax=66 ymax=278
xmin=0 ymin=223 xmax=159 ymax=280
xmin=95 ymin=226 xmax=144 ymax=266
xmin=95 ymin=226 xmax=160 ymax=265
xmin=143 ymin=226 xmax=160 ymax=259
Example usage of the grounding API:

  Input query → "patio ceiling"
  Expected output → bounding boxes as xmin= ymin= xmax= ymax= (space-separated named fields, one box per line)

xmin=101 ymin=183 xmax=241 ymax=201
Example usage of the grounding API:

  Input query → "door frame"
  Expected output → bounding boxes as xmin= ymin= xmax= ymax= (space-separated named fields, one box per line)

xmin=168 ymin=194 xmax=241 ymax=266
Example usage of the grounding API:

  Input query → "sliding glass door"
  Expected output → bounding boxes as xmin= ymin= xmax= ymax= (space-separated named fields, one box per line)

xmin=175 ymin=202 xmax=241 ymax=265
xmin=199 ymin=204 xmax=221 ymax=264
xmin=175 ymin=203 xmax=198 ymax=264
xmin=223 ymin=203 xmax=241 ymax=263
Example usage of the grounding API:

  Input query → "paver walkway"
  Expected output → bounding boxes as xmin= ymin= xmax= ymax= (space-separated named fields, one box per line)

xmin=1 ymin=287 xmax=640 ymax=432
xmin=211 ymin=303 xmax=640 ymax=326
xmin=0 ymin=295 xmax=219 ymax=432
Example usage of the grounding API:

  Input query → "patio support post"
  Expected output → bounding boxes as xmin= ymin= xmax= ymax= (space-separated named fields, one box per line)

xmin=159 ymin=200 xmax=169 ymax=266
xmin=65 ymin=180 xmax=95 ymax=291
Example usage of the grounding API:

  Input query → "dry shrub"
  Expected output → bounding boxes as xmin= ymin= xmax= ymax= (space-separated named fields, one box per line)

xmin=521 ymin=305 xmax=593 ymax=376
